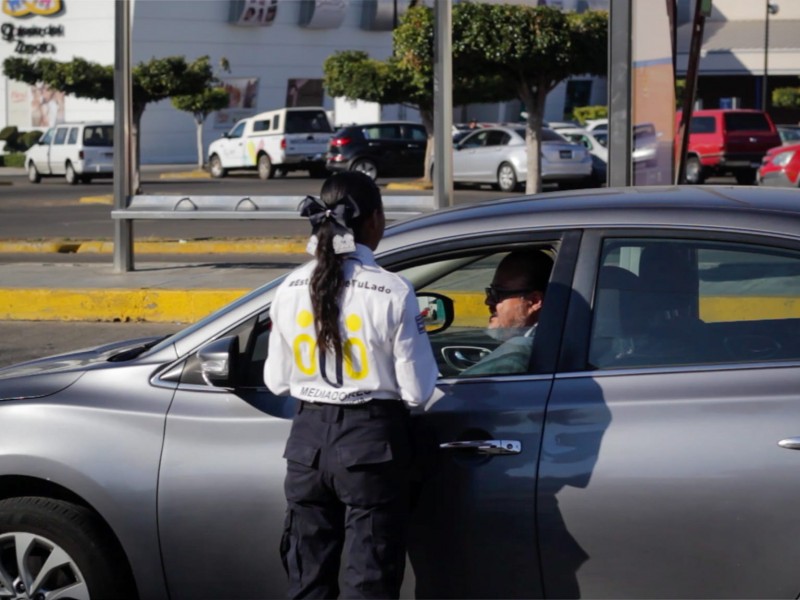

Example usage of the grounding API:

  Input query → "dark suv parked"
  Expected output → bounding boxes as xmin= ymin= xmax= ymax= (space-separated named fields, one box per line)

xmin=326 ymin=121 xmax=428 ymax=181
xmin=679 ymin=109 xmax=781 ymax=184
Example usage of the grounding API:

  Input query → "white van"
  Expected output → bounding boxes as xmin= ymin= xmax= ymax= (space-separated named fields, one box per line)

xmin=207 ymin=107 xmax=333 ymax=179
xmin=25 ymin=122 xmax=114 ymax=184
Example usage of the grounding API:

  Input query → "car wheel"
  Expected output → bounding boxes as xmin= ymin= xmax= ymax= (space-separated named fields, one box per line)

xmin=257 ymin=154 xmax=273 ymax=180
xmin=684 ymin=156 xmax=705 ymax=184
xmin=734 ymin=170 xmax=756 ymax=185
xmin=0 ymin=497 xmax=135 ymax=600
xmin=65 ymin=162 xmax=78 ymax=185
xmin=80 ymin=175 xmax=92 ymax=184
xmin=351 ymin=158 xmax=378 ymax=181
xmin=497 ymin=162 xmax=518 ymax=193
xmin=27 ymin=163 xmax=41 ymax=184
xmin=209 ymin=154 xmax=226 ymax=178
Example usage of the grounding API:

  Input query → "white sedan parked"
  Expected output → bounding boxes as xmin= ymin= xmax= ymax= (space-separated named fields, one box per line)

xmin=450 ymin=126 xmax=592 ymax=192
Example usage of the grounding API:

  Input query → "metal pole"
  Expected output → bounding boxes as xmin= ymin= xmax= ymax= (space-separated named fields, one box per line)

xmin=674 ymin=0 xmax=707 ymax=184
xmin=113 ymin=0 xmax=133 ymax=272
xmin=608 ymin=0 xmax=632 ymax=187
xmin=433 ymin=0 xmax=453 ymax=209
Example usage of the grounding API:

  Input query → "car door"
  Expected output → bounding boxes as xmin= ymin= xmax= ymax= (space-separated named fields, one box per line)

xmin=400 ymin=124 xmax=427 ymax=177
xmin=453 ymin=130 xmax=489 ymax=180
xmin=391 ymin=232 xmax=578 ymax=598
xmin=220 ymin=120 xmax=248 ymax=168
xmin=540 ymin=229 xmax=800 ymax=598
xmin=360 ymin=124 xmax=404 ymax=175
xmin=27 ymin=127 xmax=54 ymax=173
xmin=47 ymin=126 xmax=70 ymax=174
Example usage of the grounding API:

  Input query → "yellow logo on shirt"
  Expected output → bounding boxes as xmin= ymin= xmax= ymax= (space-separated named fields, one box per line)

xmin=293 ymin=310 xmax=369 ymax=381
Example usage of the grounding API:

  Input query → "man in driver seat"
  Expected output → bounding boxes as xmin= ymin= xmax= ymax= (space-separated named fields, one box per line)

xmin=461 ymin=249 xmax=553 ymax=376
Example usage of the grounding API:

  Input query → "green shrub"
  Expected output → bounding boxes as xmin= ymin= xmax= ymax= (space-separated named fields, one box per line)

xmin=573 ymin=105 xmax=608 ymax=125
xmin=0 ymin=126 xmax=18 ymax=141
xmin=773 ymin=87 xmax=800 ymax=110
xmin=0 ymin=127 xmax=41 ymax=153
xmin=0 ymin=153 xmax=25 ymax=168
xmin=20 ymin=130 xmax=43 ymax=150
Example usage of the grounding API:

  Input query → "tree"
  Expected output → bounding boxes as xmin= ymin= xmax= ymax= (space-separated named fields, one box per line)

xmin=324 ymin=6 xmax=515 ymax=181
xmin=773 ymin=86 xmax=800 ymax=111
xmin=3 ymin=54 xmax=218 ymax=191
xmin=454 ymin=4 xmax=608 ymax=193
xmin=172 ymin=59 xmax=231 ymax=169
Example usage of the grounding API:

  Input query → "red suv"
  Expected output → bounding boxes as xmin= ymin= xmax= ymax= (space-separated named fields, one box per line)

xmin=678 ymin=109 xmax=781 ymax=184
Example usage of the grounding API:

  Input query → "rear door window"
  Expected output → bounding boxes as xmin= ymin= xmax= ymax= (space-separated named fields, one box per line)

xmin=689 ymin=116 xmax=716 ymax=134
xmin=83 ymin=126 xmax=113 ymax=146
xmin=67 ymin=128 xmax=79 ymax=144
xmin=362 ymin=125 xmax=402 ymax=140
xmin=589 ymin=238 xmax=800 ymax=369
xmin=53 ymin=128 xmax=68 ymax=145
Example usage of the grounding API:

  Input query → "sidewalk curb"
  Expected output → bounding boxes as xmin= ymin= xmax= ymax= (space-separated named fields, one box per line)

xmin=0 ymin=237 xmax=308 ymax=255
xmin=0 ymin=288 xmax=249 ymax=323
xmin=159 ymin=170 xmax=211 ymax=180
xmin=385 ymin=180 xmax=433 ymax=191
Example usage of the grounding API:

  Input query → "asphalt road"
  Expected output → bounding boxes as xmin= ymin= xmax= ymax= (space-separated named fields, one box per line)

xmin=0 ymin=166 xmax=517 ymax=241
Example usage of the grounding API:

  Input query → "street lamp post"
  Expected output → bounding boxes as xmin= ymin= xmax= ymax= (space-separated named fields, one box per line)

xmin=763 ymin=1 xmax=779 ymax=111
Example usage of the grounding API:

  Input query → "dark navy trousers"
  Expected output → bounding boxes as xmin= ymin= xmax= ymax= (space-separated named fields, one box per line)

xmin=281 ymin=400 xmax=412 ymax=599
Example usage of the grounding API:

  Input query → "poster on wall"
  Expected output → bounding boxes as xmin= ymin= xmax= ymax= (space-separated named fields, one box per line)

xmin=299 ymin=0 xmax=347 ymax=29
xmin=2 ymin=0 xmax=63 ymax=17
xmin=6 ymin=80 xmax=65 ymax=129
xmin=229 ymin=0 xmax=278 ymax=26
xmin=214 ymin=77 xmax=259 ymax=129
xmin=286 ymin=79 xmax=324 ymax=107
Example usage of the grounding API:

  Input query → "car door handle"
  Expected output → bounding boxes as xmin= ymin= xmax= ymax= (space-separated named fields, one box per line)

xmin=778 ymin=437 xmax=800 ymax=449
xmin=439 ymin=440 xmax=521 ymax=455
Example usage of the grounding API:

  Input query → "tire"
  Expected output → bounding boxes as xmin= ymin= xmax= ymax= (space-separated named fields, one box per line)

xmin=497 ymin=162 xmax=518 ymax=193
xmin=65 ymin=162 xmax=78 ymax=185
xmin=734 ymin=170 xmax=756 ymax=185
xmin=81 ymin=175 xmax=93 ymax=184
xmin=351 ymin=158 xmax=378 ymax=181
xmin=209 ymin=154 xmax=226 ymax=179
xmin=27 ymin=163 xmax=41 ymax=184
xmin=257 ymin=153 xmax=274 ymax=180
xmin=684 ymin=156 xmax=705 ymax=184
xmin=0 ymin=497 xmax=136 ymax=600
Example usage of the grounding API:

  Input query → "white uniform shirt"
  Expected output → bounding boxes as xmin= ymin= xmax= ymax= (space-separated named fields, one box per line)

xmin=264 ymin=244 xmax=437 ymax=408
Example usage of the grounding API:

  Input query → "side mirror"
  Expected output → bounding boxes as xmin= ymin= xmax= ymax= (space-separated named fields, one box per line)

xmin=416 ymin=293 xmax=454 ymax=334
xmin=220 ymin=132 xmax=229 ymax=139
xmin=198 ymin=335 xmax=239 ymax=387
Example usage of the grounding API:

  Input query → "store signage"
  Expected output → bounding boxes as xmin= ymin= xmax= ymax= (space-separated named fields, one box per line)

xmin=229 ymin=0 xmax=278 ymax=27
xmin=299 ymin=0 xmax=347 ymax=30
xmin=2 ymin=0 xmax=63 ymax=18
xmin=1 ymin=22 xmax=63 ymax=54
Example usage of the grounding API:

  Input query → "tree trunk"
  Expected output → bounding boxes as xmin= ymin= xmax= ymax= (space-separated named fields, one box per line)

xmin=195 ymin=116 xmax=204 ymax=169
xmin=521 ymin=82 xmax=547 ymax=195
xmin=420 ymin=108 xmax=434 ymax=182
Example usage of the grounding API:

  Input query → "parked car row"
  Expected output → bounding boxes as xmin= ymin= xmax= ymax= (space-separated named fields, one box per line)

xmin=4 ymin=185 xmax=800 ymax=599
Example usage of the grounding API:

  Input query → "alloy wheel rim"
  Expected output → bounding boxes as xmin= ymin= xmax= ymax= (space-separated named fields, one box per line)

xmin=258 ymin=158 xmax=270 ymax=178
xmin=0 ymin=533 xmax=89 ymax=600
xmin=499 ymin=166 xmax=515 ymax=190
xmin=355 ymin=162 xmax=377 ymax=180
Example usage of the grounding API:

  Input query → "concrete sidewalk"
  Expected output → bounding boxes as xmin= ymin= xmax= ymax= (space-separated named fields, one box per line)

xmin=0 ymin=259 xmax=298 ymax=323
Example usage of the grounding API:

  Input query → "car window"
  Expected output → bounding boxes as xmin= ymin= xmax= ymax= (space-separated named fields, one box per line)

xmin=408 ymin=126 xmax=427 ymax=141
xmin=399 ymin=247 xmax=556 ymax=378
xmin=53 ymin=128 xmax=68 ymax=145
xmin=38 ymin=128 xmax=54 ymax=145
xmin=725 ymin=112 xmax=771 ymax=132
xmin=486 ymin=131 xmax=510 ymax=146
xmin=689 ymin=116 xmax=716 ymax=134
xmin=362 ymin=125 xmax=401 ymax=140
xmin=780 ymin=127 xmax=800 ymax=143
xmin=594 ymin=132 xmax=608 ymax=147
xmin=229 ymin=122 xmax=246 ymax=138
xmin=285 ymin=110 xmax=333 ymax=134
xmin=541 ymin=129 xmax=567 ymax=142
xmin=83 ymin=125 xmax=112 ymax=146
xmin=272 ymin=115 xmax=280 ymax=130
xmin=589 ymin=238 xmax=800 ymax=370
xmin=460 ymin=131 xmax=489 ymax=148
xmin=253 ymin=119 xmax=271 ymax=132
xmin=67 ymin=128 xmax=79 ymax=144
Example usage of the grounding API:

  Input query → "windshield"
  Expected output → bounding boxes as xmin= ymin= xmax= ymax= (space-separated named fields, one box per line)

xmin=83 ymin=125 xmax=113 ymax=146
xmin=285 ymin=110 xmax=333 ymax=134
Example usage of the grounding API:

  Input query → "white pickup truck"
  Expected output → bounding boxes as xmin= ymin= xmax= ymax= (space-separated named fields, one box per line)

xmin=207 ymin=107 xmax=333 ymax=179
xmin=25 ymin=122 xmax=114 ymax=184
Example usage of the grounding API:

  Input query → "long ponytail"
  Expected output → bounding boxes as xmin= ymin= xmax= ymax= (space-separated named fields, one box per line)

xmin=307 ymin=172 xmax=382 ymax=357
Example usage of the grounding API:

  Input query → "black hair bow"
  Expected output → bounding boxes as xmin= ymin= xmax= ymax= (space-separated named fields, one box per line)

xmin=298 ymin=195 xmax=361 ymax=255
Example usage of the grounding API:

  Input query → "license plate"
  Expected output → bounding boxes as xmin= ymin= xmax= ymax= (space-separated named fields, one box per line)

xmin=560 ymin=150 xmax=572 ymax=159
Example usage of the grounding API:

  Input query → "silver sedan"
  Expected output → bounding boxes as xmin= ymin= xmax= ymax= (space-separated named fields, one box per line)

xmin=3 ymin=186 xmax=800 ymax=599
xmin=452 ymin=126 xmax=593 ymax=192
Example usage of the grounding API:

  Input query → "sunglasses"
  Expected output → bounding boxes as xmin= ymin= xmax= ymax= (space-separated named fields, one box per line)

xmin=484 ymin=285 xmax=534 ymax=304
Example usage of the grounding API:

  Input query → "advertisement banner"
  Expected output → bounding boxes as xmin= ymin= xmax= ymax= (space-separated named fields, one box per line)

xmin=214 ymin=77 xmax=259 ymax=129
xmin=6 ymin=80 xmax=65 ymax=128
xmin=229 ymin=0 xmax=278 ymax=26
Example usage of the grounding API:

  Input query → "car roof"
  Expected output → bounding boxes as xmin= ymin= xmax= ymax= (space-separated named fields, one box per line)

xmin=382 ymin=186 xmax=800 ymax=252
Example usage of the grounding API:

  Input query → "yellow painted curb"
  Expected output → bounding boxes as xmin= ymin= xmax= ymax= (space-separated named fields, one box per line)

xmin=76 ymin=238 xmax=308 ymax=254
xmin=0 ymin=288 xmax=249 ymax=323
xmin=0 ymin=241 xmax=81 ymax=253
xmin=386 ymin=180 xmax=433 ymax=191
xmin=79 ymin=195 xmax=113 ymax=205
xmin=160 ymin=170 xmax=211 ymax=180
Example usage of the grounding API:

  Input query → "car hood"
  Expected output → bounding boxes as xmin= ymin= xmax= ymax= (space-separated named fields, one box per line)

xmin=0 ymin=335 xmax=165 ymax=401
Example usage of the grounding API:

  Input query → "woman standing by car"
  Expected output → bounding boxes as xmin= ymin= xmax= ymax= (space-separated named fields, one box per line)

xmin=264 ymin=171 xmax=437 ymax=599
